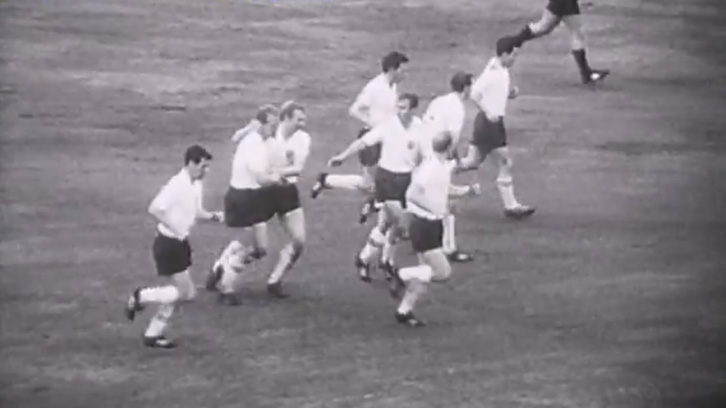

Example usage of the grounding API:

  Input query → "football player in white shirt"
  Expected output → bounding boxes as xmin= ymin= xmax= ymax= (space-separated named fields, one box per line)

xmin=388 ymin=132 xmax=480 ymax=327
xmin=207 ymin=105 xmax=286 ymax=305
xmin=421 ymin=72 xmax=475 ymax=264
xmin=311 ymin=51 xmax=408 ymax=224
xmin=262 ymin=101 xmax=312 ymax=298
xmin=457 ymin=36 xmax=535 ymax=220
xmin=124 ymin=145 xmax=226 ymax=348
xmin=328 ymin=93 xmax=423 ymax=282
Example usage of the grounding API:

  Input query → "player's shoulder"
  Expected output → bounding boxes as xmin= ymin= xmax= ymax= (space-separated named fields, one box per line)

xmin=292 ymin=129 xmax=312 ymax=145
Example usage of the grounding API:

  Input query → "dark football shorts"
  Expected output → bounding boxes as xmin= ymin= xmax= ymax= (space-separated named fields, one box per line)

xmin=268 ymin=183 xmax=302 ymax=217
xmin=224 ymin=187 xmax=274 ymax=228
xmin=374 ymin=167 xmax=412 ymax=207
xmin=409 ymin=214 xmax=444 ymax=253
xmin=546 ymin=0 xmax=580 ymax=17
xmin=152 ymin=233 xmax=192 ymax=276
xmin=472 ymin=111 xmax=507 ymax=157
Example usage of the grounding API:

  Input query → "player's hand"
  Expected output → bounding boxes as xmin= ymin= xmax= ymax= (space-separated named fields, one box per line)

xmin=508 ymin=86 xmax=519 ymax=100
xmin=468 ymin=183 xmax=481 ymax=196
xmin=210 ymin=211 xmax=224 ymax=223
xmin=328 ymin=155 xmax=344 ymax=167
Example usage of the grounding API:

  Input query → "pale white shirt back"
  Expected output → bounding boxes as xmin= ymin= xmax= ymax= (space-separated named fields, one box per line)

xmin=406 ymin=156 xmax=453 ymax=220
xmin=353 ymin=73 xmax=399 ymax=128
xmin=471 ymin=57 xmax=510 ymax=118
xmin=268 ymin=127 xmax=312 ymax=184
xmin=230 ymin=131 xmax=270 ymax=189
xmin=420 ymin=92 xmax=466 ymax=157
xmin=361 ymin=115 xmax=424 ymax=173
xmin=151 ymin=169 xmax=202 ymax=240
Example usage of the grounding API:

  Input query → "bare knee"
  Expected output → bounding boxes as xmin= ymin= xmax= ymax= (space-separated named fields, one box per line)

xmin=432 ymin=264 xmax=452 ymax=282
xmin=530 ymin=10 xmax=560 ymax=36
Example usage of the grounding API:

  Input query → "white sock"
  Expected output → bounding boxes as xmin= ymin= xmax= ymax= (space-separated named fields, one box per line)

xmin=497 ymin=177 xmax=520 ymax=209
xmin=218 ymin=261 xmax=240 ymax=294
xmin=398 ymin=264 xmax=433 ymax=283
xmin=397 ymin=279 xmax=427 ymax=315
xmin=144 ymin=303 xmax=175 ymax=338
xmin=381 ymin=230 xmax=397 ymax=264
xmin=359 ymin=227 xmax=386 ymax=264
xmin=217 ymin=240 xmax=243 ymax=268
xmin=442 ymin=214 xmax=457 ymax=255
xmin=139 ymin=286 xmax=180 ymax=305
xmin=326 ymin=174 xmax=365 ymax=190
xmin=268 ymin=244 xmax=294 ymax=284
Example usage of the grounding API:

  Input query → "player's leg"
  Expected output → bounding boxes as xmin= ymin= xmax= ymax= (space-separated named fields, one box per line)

xmin=380 ymin=200 xmax=407 ymax=274
xmin=512 ymin=7 xmax=561 ymax=45
xmin=456 ymin=144 xmax=486 ymax=173
xmin=457 ymin=112 xmax=491 ymax=173
xmin=356 ymin=210 xmax=391 ymax=282
xmin=562 ymin=14 xmax=610 ymax=84
xmin=267 ymin=208 xmax=305 ymax=298
xmin=311 ymin=172 xmax=367 ymax=197
xmin=358 ymin=165 xmax=381 ymax=224
xmin=442 ymin=200 xmax=474 ymax=263
xmin=390 ymin=215 xmax=449 ymax=326
xmin=125 ymin=235 xmax=194 ymax=348
xmin=139 ymin=269 xmax=197 ymax=348
xmin=490 ymin=147 xmax=536 ymax=219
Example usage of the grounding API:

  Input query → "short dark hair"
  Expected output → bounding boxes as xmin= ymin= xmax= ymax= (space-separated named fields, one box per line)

xmin=184 ymin=144 xmax=212 ymax=165
xmin=496 ymin=36 xmax=521 ymax=57
xmin=381 ymin=51 xmax=409 ymax=73
xmin=255 ymin=104 xmax=279 ymax=124
xmin=399 ymin=93 xmax=419 ymax=109
xmin=279 ymin=100 xmax=305 ymax=120
xmin=450 ymin=72 xmax=473 ymax=93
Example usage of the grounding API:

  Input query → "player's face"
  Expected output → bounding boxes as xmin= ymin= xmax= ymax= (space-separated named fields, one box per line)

xmin=291 ymin=109 xmax=307 ymax=130
xmin=462 ymin=85 xmax=472 ymax=99
xmin=190 ymin=158 xmax=210 ymax=180
xmin=396 ymin=98 xmax=412 ymax=120
xmin=501 ymin=48 xmax=519 ymax=67
xmin=393 ymin=64 xmax=407 ymax=83
xmin=261 ymin=113 xmax=279 ymax=136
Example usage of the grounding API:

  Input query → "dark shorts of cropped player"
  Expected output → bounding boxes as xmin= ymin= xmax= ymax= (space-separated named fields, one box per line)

xmin=152 ymin=233 xmax=192 ymax=277
xmin=409 ymin=214 xmax=444 ymax=253
xmin=267 ymin=183 xmax=302 ymax=217
xmin=224 ymin=187 xmax=274 ymax=228
xmin=356 ymin=127 xmax=382 ymax=167
xmin=472 ymin=111 xmax=507 ymax=157
xmin=374 ymin=167 xmax=412 ymax=207
xmin=546 ymin=0 xmax=580 ymax=17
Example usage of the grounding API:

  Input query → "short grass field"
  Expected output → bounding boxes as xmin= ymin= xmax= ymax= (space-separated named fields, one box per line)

xmin=1 ymin=0 xmax=725 ymax=407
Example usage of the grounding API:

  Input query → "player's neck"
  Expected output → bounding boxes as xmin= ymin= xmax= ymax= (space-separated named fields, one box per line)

xmin=383 ymin=72 xmax=396 ymax=86
xmin=182 ymin=166 xmax=196 ymax=182
xmin=279 ymin=123 xmax=296 ymax=139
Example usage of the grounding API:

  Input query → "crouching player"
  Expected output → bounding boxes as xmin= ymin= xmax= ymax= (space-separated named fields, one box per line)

xmin=389 ymin=132 xmax=480 ymax=326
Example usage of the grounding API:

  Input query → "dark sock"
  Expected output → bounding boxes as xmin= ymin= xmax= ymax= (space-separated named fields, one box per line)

xmin=513 ymin=24 xmax=535 ymax=45
xmin=318 ymin=172 xmax=328 ymax=187
xmin=572 ymin=49 xmax=592 ymax=78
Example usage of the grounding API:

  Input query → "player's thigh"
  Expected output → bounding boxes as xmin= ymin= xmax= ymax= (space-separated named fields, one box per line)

xmin=251 ymin=222 xmax=270 ymax=249
xmin=464 ymin=144 xmax=486 ymax=167
xmin=279 ymin=208 xmax=306 ymax=244
xmin=562 ymin=14 xmax=584 ymax=34
xmin=383 ymin=200 xmax=406 ymax=224
xmin=420 ymin=249 xmax=452 ymax=281
xmin=170 ymin=269 xmax=196 ymax=300
xmin=532 ymin=7 xmax=561 ymax=33
xmin=491 ymin=146 xmax=513 ymax=167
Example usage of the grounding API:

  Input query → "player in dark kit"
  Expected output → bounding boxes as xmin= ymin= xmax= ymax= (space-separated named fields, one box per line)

xmin=510 ymin=0 xmax=609 ymax=85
